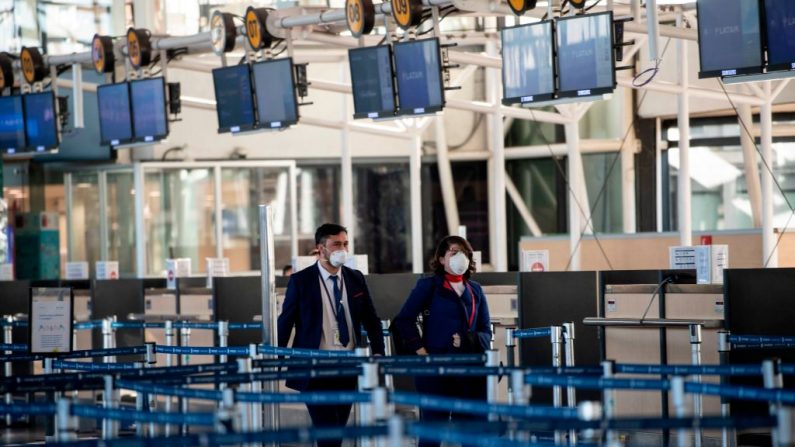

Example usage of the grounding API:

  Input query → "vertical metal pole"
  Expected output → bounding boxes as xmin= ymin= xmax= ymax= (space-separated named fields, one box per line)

xmin=164 ymin=320 xmax=174 ymax=436
xmin=358 ymin=355 xmax=378 ymax=447
xmin=98 ymin=171 xmax=109 ymax=262
xmin=486 ymin=350 xmax=499 ymax=422
xmin=676 ymin=11 xmax=692 ymax=246
xmin=102 ymin=317 xmax=115 ymax=363
xmin=486 ymin=39 xmax=507 ymax=272
xmin=65 ymin=173 xmax=74 ymax=262
xmin=565 ymin=120 xmax=585 ymax=270
xmin=381 ymin=320 xmax=394 ymax=391
xmin=738 ymin=105 xmax=762 ymax=227
xmin=671 ymin=376 xmax=691 ymax=447
xmin=133 ymin=163 xmax=147 ymax=277
xmin=4 ymin=316 xmax=13 ymax=426
xmin=551 ymin=326 xmax=563 ymax=444
xmin=179 ymin=326 xmax=190 ymax=435
xmin=288 ymin=163 xmax=299 ymax=262
xmin=388 ymin=415 xmax=405 ymax=447
xmin=435 ymin=116 xmax=460 ymax=235
xmin=340 ymin=64 xmax=355 ymax=254
xmin=258 ymin=204 xmax=279 ymax=431
xmin=248 ymin=346 xmax=262 ymax=434
xmin=237 ymin=358 xmax=251 ymax=434
xmin=760 ymin=83 xmax=777 ymax=267
xmin=621 ymin=88 xmax=637 ymax=234
xmin=505 ymin=328 xmax=516 ymax=369
xmin=777 ymin=407 xmax=794 ymax=447
xmin=563 ymin=322 xmax=578 ymax=445
xmin=602 ymin=360 xmax=618 ymax=446
xmin=510 ymin=369 xmax=530 ymax=442
xmin=409 ymin=134 xmax=423 ymax=274
xmin=213 ymin=165 xmax=224 ymax=259
xmin=218 ymin=320 xmax=229 ymax=365
xmin=763 ymin=359 xmax=783 ymax=447
xmin=577 ymin=401 xmax=603 ymax=445
xmin=689 ymin=325 xmax=703 ymax=447
xmin=717 ymin=331 xmax=735 ymax=447
xmin=56 ymin=398 xmax=75 ymax=442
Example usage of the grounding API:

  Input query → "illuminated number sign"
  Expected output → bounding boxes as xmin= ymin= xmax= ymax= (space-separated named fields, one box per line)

xmin=391 ymin=0 xmax=422 ymax=29
xmin=346 ymin=0 xmax=375 ymax=37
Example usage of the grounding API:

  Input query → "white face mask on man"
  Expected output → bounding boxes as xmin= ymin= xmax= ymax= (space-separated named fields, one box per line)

xmin=328 ymin=249 xmax=348 ymax=268
xmin=447 ymin=251 xmax=470 ymax=276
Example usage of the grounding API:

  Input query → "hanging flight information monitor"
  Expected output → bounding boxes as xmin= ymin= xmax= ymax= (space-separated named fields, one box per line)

xmin=252 ymin=58 xmax=299 ymax=129
xmin=348 ymin=45 xmax=396 ymax=119
xmin=213 ymin=64 xmax=256 ymax=134
xmin=0 ymin=95 xmax=25 ymax=154
xmin=764 ymin=0 xmax=795 ymax=72
xmin=556 ymin=11 xmax=616 ymax=98
xmin=23 ymin=91 xmax=59 ymax=153
xmin=393 ymin=38 xmax=445 ymax=116
xmin=130 ymin=77 xmax=168 ymax=143
xmin=696 ymin=0 xmax=763 ymax=78
xmin=501 ymin=21 xmax=555 ymax=105
xmin=97 ymin=83 xmax=133 ymax=147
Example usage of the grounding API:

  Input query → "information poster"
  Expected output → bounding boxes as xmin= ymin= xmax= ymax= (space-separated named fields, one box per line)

xmin=29 ymin=287 xmax=73 ymax=354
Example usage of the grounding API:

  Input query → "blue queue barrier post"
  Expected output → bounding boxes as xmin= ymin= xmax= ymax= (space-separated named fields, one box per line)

xmin=56 ymin=398 xmax=77 ymax=442
xmin=388 ymin=414 xmax=405 ymax=447
xmin=689 ymin=324 xmax=704 ymax=447
xmin=358 ymin=347 xmax=376 ymax=447
xmin=237 ymin=356 xmax=252 ymax=434
xmin=145 ymin=342 xmax=157 ymax=437
xmin=602 ymin=360 xmax=618 ymax=446
xmin=179 ymin=325 xmax=191 ymax=366
xmin=4 ymin=315 xmax=14 ymax=426
xmin=510 ymin=369 xmax=531 ymax=442
xmin=577 ymin=401 xmax=603 ymax=444
xmin=164 ymin=320 xmax=175 ymax=436
xmin=486 ymin=349 xmax=499 ymax=422
xmin=102 ymin=374 xmax=119 ymax=439
xmin=248 ymin=343 xmax=264 ymax=435
xmin=102 ymin=317 xmax=115 ymax=364
xmin=778 ymin=406 xmax=795 ymax=446
xmin=218 ymin=321 xmax=229 ymax=366
xmin=763 ymin=359 xmax=784 ymax=447
xmin=551 ymin=325 xmax=564 ymax=445
xmin=717 ymin=330 xmax=735 ymax=447
xmin=671 ymin=376 xmax=691 ymax=447
xmin=505 ymin=328 xmax=517 ymax=404
xmin=382 ymin=320 xmax=394 ymax=391
xmin=563 ymin=321 xmax=578 ymax=445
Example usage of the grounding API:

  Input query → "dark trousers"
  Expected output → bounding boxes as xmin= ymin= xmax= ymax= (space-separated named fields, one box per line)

xmin=305 ymin=376 xmax=358 ymax=447
xmin=414 ymin=375 xmax=487 ymax=447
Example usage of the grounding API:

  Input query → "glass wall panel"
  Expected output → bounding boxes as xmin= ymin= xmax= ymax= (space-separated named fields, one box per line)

xmin=107 ymin=171 xmax=136 ymax=277
xmin=220 ymin=166 xmax=293 ymax=273
xmin=144 ymin=168 xmax=216 ymax=275
xmin=70 ymin=172 xmax=100 ymax=275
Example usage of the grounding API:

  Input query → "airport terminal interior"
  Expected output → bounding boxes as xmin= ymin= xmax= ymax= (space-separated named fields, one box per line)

xmin=2 ymin=0 xmax=795 ymax=445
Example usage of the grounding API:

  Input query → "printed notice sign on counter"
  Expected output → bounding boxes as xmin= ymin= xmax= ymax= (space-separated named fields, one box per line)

xmin=29 ymin=287 xmax=73 ymax=354
xmin=96 ymin=261 xmax=119 ymax=280
xmin=520 ymin=250 xmax=550 ymax=272
xmin=64 ymin=262 xmax=89 ymax=280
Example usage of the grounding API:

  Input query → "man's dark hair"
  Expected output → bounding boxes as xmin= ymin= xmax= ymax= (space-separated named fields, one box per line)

xmin=315 ymin=223 xmax=348 ymax=246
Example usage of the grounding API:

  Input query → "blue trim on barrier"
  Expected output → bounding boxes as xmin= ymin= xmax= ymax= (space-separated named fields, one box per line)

xmin=237 ymin=391 xmax=371 ymax=405
xmin=254 ymin=353 xmax=487 ymax=368
xmin=139 ymin=367 xmax=364 ymax=387
xmin=116 ymin=379 xmax=224 ymax=400
xmin=71 ymin=404 xmax=216 ymax=426
xmin=258 ymin=345 xmax=358 ymax=358
xmin=74 ymin=320 xmax=103 ymax=330
xmin=782 ymin=364 xmax=795 ymax=375
xmin=53 ymin=360 xmax=142 ymax=371
xmin=525 ymin=374 xmax=671 ymax=391
xmin=0 ymin=353 xmax=47 ymax=362
xmin=729 ymin=335 xmax=795 ymax=345
xmin=172 ymin=322 xmax=219 ymax=330
xmin=64 ymin=346 xmax=148 ymax=359
xmin=0 ymin=343 xmax=28 ymax=352
xmin=409 ymin=423 xmax=552 ymax=447
xmin=155 ymin=345 xmax=250 ymax=356
xmin=112 ymin=321 xmax=166 ymax=329
xmin=0 ymin=403 xmax=57 ymax=416
xmin=228 ymin=322 xmax=263 ymax=330
xmin=732 ymin=342 xmax=795 ymax=349
xmin=684 ymin=382 xmax=795 ymax=405
xmin=392 ymin=392 xmax=577 ymax=419
xmin=512 ymin=327 xmax=552 ymax=339
xmin=615 ymin=363 xmax=764 ymax=377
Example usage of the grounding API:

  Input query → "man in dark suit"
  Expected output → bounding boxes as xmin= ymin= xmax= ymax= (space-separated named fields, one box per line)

xmin=277 ymin=223 xmax=385 ymax=447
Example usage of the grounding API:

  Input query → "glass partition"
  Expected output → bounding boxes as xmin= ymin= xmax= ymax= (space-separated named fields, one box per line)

xmin=70 ymin=172 xmax=101 ymax=275
xmin=107 ymin=171 xmax=136 ymax=276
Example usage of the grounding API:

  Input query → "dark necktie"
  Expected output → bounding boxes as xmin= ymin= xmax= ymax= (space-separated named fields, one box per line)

xmin=329 ymin=275 xmax=349 ymax=346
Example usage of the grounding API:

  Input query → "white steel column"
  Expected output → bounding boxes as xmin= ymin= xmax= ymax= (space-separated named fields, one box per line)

xmin=65 ymin=173 xmax=74 ymax=262
xmin=738 ymin=104 xmax=762 ymax=228
xmin=760 ymin=83 xmax=777 ymax=267
xmin=435 ymin=116 xmax=460 ymax=235
xmin=213 ymin=166 xmax=223 ymax=259
xmin=133 ymin=163 xmax=147 ymax=277
xmin=289 ymin=164 xmax=299 ymax=261
xmin=565 ymin=120 xmax=585 ymax=271
xmin=622 ymin=88 xmax=637 ymax=233
xmin=486 ymin=40 xmax=508 ymax=271
xmin=410 ymin=133 xmax=424 ymax=273
xmin=98 ymin=171 xmax=109 ymax=261
xmin=340 ymin=65 xmax=355 ymax=253
xmin=676 ymin=12 xmax=692 ymax=246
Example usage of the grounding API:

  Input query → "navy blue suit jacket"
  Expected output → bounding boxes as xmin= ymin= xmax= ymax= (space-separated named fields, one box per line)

xmin=277 ymin=263 xmax=385 ymax=390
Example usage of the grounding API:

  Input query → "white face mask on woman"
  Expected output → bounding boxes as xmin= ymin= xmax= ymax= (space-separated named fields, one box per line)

xmin=447 ymin=251 xmax=470 ymax=276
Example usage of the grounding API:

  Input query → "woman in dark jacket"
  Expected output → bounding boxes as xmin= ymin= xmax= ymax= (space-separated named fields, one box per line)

xmin=393 ymin=235 xmax=491 ymax=447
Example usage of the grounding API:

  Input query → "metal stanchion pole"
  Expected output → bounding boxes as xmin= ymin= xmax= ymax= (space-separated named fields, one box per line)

xmin=577 ymin=401 xmax=602 ymax=445
xmin=179 ymin=324 xmax=191 ymax=435
xmin=102 ymin=318 xmax=114 ymax=364
xmin=56 ymin=398 xmax=76 ymax=442
xmin=381 ymin=320 xmax=394 ymax=391
xmin=671 ymin=376 xmax=691 ymax=447
xmin=358 ymin=349 xmax=377 ymax=447
xmin=388 ymin=415 xmax=405 ymax=447
xmin=777 ymin=406 xmax=794 ymax=447
xmin=164 ymin=320 xmax=174 ymax=436
xmin=102 ymin=375 xmax=119 ymax=439
xmin=372 ymin=387 xmax=391 ymax=447
xmin=563 ymin=322 xmax=578 ymax=445
xmin=717 ymin=330 xmax=734 ymax=447
xmin=4 ymin=315 xmax=13 ymax=426
xmin=510 ymin=370 xmax=531 ymax=442
xmin=248 ymin=344 xmax=263 ymax=434
xmin=489 ymin=322 xmax=496 ymax=350
xmin=689 ymin=324 xmax=703 ymax=447
xmin=486 ymin=349 xmax=499 ymax=422
xmin=145 ymin=343 xmax=156 ymax=436
xmin=258 ymin=204 xmax=280 ymax=434
xmin=237 ymin=358 xmax=252 ymax=434
xmin=602 ymin=360 xmax=618 ymax=446
xmin=763 ymin=359 xmax=784 ymax=447
xmin=551 ymin=326 xmax=564 ymax=445
xmin=218 ymin=321 xmax=229 ymax=393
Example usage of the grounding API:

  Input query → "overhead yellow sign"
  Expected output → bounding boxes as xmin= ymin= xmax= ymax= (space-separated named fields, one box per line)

xmin=391 ymin=0 xmax=422 ymax=30
xmin=0 ymin=53 xmax=11 ymax=90
xmin=245 ymin=7 xmax=272 ymax=50
xmin=127 ymin=28 xmax=152 ymax=69
xmin=92 ymin=34 xmax=115 ymax=74
xmin=20 ymin=47 xmax=46 ymax=84
xmin=346 ymin=0 xmax=375 ymax=37
xmin=507 ymin=0 xmax=537 ymax=16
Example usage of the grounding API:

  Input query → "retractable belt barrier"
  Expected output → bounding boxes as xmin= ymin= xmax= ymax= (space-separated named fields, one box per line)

xmin=512 ymin=327 xmax=554 ymax=339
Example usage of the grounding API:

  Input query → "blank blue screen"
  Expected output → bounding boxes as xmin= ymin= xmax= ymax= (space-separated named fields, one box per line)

xmin=502 ymin=21 xmax=555 ymax=101
xmin=130 ymin=78 xmax=168 ymax=141
xmin=0 ymin=96 xmax=25 ymax=153
xmin=213 ymin=65 xmax=255 ymax=132
xmin=23 ymin=92 xmax=58 ymax=152
xmin=349 ymin=46 xmax=396 ymax=117
xmin=765 ymin=0 xmax=795 ymax=69
xmin=252 ymin=59 xmax=298 ymax=128
xmin=97 ymin=83 xmax=133 ymax=146
xmin=394 ymin=39 xmax=443 ymax=113
xmin=697 ymin=0 xmax=762 ymax=75
xmin=557 ymin=13 xmax=614 ymax=95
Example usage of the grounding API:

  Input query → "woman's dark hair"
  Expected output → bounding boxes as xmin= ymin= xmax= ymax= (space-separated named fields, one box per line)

xmin=429 ymin=235 xmax=476 ymax=278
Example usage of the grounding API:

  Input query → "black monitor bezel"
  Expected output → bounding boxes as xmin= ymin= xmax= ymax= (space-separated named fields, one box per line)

xmin=501 ymin=20 xmax=557 ymax=105
xmin=251 ymin=57 xmax=300 ymax=130
xmin=393 ymin=37 xmax=446 ymax=116
xmin=212 ymin=64 xmax=257 ymax=134
xmin=22 ymin=91 xmax=60 ymax=153
xmin=129 ymin=77 xmax=170 ymax=143
xmin=97 ymin=82 xmax=134 ymax=147
xmin=348 ymin=45 xmax=398 ymax=120
xmin=696 ymin=0 xmax=765 ymax=79
xmin=555 ymin=10 xmax=617 ymax=99
xmin=762 ymin=0 xmax=795 ymax=73
xmin=0 ymin=95 xmax=27 ymax=154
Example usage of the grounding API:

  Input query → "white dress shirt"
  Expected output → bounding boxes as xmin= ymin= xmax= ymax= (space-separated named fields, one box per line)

xmin=316 ymin=261 xmax=355 ymax=351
